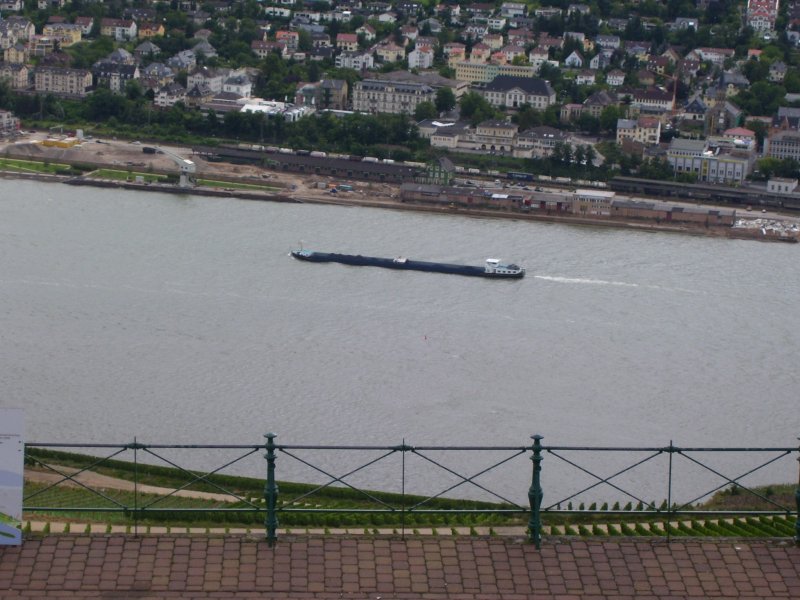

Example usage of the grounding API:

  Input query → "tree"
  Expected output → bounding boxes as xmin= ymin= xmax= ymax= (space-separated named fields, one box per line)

xmin=458 ymin=92 xmax=496 ymax=125
xmin=414 ymin=101 xmax=438 ymax=121
xmin=599 ymin=105 xmax=624 ymax=133
xmin=577 ymin=113 xmax=600 ymax=134
xmin=434 ymin=86 xmax=456 ymax=113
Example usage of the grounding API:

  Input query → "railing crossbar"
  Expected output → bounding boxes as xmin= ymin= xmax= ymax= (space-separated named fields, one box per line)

xmin=408 ymin=449 xmax=527 ymax=510
xmin=24 ymin=448 xmax=130 ymax=508
xmin=278 ymin=448 xmax=398 ymax=509
xmin=544 ymin=449 xmax=661 ymax=510
xmin=676 ymin=450 xmax=794 ymax=512
xmin=136 ymin=447 xmax=261 ymax=509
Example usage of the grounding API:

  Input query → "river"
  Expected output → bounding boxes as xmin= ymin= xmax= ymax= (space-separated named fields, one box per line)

xmin=1 ymin=179 xmax=798 ymax=504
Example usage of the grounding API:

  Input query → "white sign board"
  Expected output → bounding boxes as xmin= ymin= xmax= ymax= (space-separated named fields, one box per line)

xmin=0 ymin=409 xmax=25 ymax=545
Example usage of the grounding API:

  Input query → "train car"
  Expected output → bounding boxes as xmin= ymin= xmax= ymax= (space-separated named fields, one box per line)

xmin=507 ymin=172 xmax=535 ymax=181
xmin=310 ymin=151 xmax=327 ymax=158
xmin=295 ymin=149 xmax=311 ymax=156
xmin=467 ymin=168 xmax=480 ymax=175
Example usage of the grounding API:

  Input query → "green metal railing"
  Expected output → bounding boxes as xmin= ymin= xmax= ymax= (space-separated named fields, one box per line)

xmin=23 ymin=434 xmax=800 ymax=548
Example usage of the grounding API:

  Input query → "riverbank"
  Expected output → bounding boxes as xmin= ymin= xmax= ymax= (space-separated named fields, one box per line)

xmin=2 ymin=138 xmax=798 ymax=243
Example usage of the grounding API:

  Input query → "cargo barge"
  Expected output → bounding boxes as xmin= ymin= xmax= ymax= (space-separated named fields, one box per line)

xmin=291 ymin=250 xmax=525 ymax=278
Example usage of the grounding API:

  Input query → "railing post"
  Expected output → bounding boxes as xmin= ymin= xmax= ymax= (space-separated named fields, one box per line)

xmin=667 ymin=440 xmax=674 ymax=544
xmin=795 ymin=437 xmax=799 ymax=546
xmin=528 ymin=434 xmax=544 ymax=549
xmin=264 ymin=433 xmax=279 ymax=547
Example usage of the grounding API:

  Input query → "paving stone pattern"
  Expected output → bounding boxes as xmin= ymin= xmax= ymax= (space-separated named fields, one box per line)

xmin=0 ymin=535 xmax=799 ymax=599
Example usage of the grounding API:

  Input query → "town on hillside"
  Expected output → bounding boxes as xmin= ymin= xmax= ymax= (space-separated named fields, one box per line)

xmin=2 ymin=0 xmax=800 ymax=206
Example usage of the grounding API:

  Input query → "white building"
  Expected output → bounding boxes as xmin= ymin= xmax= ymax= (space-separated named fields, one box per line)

xmin=408 ymin=47 xmax=434 ymax=70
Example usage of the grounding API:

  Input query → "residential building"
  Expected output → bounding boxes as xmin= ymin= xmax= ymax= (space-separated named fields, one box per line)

xmin=747 ymin=0 xmax=779 ymax=31
xmin=319 ymin=79 xmax=349 ymax=110
xmin=356 ymin=24 xmax=376 ymax=41
xmin=42 ymin=23 xmax=82 ymax=46
xmin=185 ymin=83 xmax=214 ymax=107
xmin=138 ymin=22 xmax=165 ymax=39
xmin=187 ymin=66 xmax=226 ymax=94
xmin=375 ymin=43 xmax=405 ymax=63
xmin=626 ymin=87 xmax=674 ymax=114
xmin=454 ymin=61 xmax=539 ymax=83
xmin=501 ymin=2 xmax=527 ymax=18
xmin=167 ymin=50 xmax=197 ymax=71
xmin=352 ymin=79 xmax=435 ymax=114
xmin=74 ymin=17 xmax=94 ymax=36
xmin=474 ymin=119 xmax=518 ymax=153
xmin=666 ymin=137 xmax=755 ymax=184
xmin=193 ymin=41 xmax=217 ymax=59
xmin=606 ymin=70 xmax=625 ymax=87
xmin=134 ymin=41 xmax=161 ymax=60
xmin=3 ymin=42 xmax=28 ymax=64
xmin=595 ymin=35 xmax=621 ymax=50
xmin=767 ymin=177 xmax=798 ymax=193
xmin=576 ymin=71 xmax=596 ymax=86
xmin=690 ymin=47 xmax=735 ymax=66
xmin=0 ymin=109 xmax=19 ymax=133
xmin=0 ymin=0 xmax=23 ymax=11
xmin=155 ymin=82 xmax=186 ymax=108
xmin=92 ymin=62 xmax=139 ymax=94
xmin=483 ymin=34 xmax=504 ymax=50
xmin=140 ymin=62 xmax=174 ymax=90
xmin=336 ymin=33 xmax=358 ymax=51
xmin=0 ymin=63 xmax=29 ymax=89
xmin=408 ymin=47 xmax=434 ymax=70
xmin=100 ymin=18 xmax=137 ymax=41
xmin=251 ymin=41 xmax=284 ymax=59
xmin=34 ymin=66 xmax=92 ymax=97
xmin=582 ymin=90 xmax=618 ymax=118
xmin=514 ymin=126 xmax=570 ymax=158
xmin=765 ymin=128 xmax=800 ymax=160
xmin=616 ymin=117 xmax=661 ymax=146
xmin=564 ymin=51 xmax=583 ymax=68
xmin=336 ymin=50 xmax=374 ymax=70
xmin=480 ymin=75 xmax=556 ymax=110
xmin=528 ymin=47 xmax=550 ymax=72
xmin=572 ymin=189 xmax=616 ymax=215
xmin=223 ymin=74 xmax=252 ymax=98
xmin=276 ymin=30 xmax=300 ymax=51
xmin=769 ymin=61 xmax=787 ymax=82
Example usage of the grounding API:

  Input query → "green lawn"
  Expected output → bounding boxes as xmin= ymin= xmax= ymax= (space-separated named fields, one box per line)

xmin=196 ymin=179 xmax=281 ymax=192
xmin=88 ymin=169 xmax=167 ymax=183
xmin=0 ymin=158 xmax=71 ymax=174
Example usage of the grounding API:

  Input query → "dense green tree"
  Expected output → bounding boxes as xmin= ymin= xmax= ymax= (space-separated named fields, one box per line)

xmin=577 ymin=113 xmax=600 ymax=134
xmin=414 ymin=101 xmax=438 ymax=121
xmin=599 ymin=105 xmax=624 ymax=133
xmin=733 ymin=81 xmax=786 ymax=115
xmin=459 ymin=92 xmax=497 ymax=125
xmin=434 ymin=86 xmax=456 ymax=113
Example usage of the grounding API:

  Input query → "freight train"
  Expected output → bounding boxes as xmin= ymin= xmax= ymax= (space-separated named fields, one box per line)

xmin=609 ymin=177 xmax=800 ymax=212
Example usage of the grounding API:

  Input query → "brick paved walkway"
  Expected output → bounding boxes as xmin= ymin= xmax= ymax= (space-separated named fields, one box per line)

xmin=0 ymin=535 xmax=798 ymax=599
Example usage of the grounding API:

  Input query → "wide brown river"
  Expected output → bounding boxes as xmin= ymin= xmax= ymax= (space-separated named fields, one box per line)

xmin=2 ymin=180 xmax=798 ymax=504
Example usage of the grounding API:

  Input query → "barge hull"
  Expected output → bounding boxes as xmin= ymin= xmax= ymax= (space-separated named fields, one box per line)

xmin=291 ymin=252 xmax=524 ymax=278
